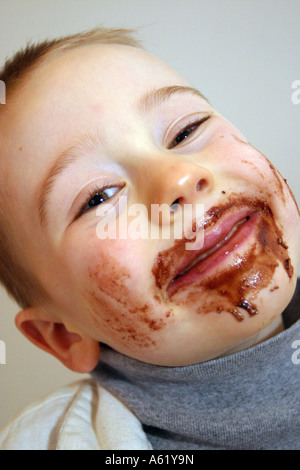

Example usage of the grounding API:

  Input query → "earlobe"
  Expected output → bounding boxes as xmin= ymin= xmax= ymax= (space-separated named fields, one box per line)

xmin=15 ymin=307 xmax=100 ymax=373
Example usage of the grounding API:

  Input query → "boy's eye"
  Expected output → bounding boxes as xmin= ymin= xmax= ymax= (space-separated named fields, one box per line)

xmin=79 ymin=186 xmax=121 ymax=217
xmin=168 ymin=114 xmax=211 ymax=149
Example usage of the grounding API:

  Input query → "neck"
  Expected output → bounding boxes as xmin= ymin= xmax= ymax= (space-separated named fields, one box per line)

xmin=92 ymin=304 xmax=299 ymax=450
xmin=220 ymin=314 xmax=284 ymax=357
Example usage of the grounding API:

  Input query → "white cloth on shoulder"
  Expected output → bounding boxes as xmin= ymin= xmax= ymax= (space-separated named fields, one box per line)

xmin=0 ymin=379 xmax=152 ymax=450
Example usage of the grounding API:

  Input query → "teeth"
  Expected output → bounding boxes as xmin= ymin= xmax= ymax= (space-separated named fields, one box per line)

xmin=174 ymin=217 xmax=249 ymax=279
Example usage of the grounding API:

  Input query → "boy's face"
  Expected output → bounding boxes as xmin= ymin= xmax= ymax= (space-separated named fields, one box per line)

xmin=2 ymin=44 xmax=300 ymax=365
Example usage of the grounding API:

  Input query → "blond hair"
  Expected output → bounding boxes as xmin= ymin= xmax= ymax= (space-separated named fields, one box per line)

xmin=0 ymin=26 xmax=142 ymax=309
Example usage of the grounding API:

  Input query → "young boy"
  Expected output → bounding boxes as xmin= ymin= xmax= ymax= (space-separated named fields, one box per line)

xmin=0 ymin=27 xmax=299 ymax=450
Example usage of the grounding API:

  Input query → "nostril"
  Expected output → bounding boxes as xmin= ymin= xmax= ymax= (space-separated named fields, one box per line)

xmin=196 ymin=178 xmax=208 ymax=192
xmin=169 ymin=178 xmax=210 ymax=212
xmin=170 ymin=198 xmax=181 ymax=213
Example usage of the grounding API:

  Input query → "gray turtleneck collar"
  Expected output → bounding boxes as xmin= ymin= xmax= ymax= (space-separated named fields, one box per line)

xmin=92 ymin=281 xmax=300 ymax=450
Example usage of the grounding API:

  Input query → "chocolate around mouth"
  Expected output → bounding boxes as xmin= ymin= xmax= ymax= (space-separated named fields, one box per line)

xmin=172 ymin=215 xmax=251 ymax=282
xmin=152 ymin=195 xmax=294 ymax=321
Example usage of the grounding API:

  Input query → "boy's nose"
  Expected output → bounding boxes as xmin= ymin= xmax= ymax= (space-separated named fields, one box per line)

xmin=148 ymin=158 xmax=213 ymax=205
xmin=141 ymin=156 xmax=214 ymax=225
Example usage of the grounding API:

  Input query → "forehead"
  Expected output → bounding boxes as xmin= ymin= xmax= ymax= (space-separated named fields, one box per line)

xmin=1 ymin=44 xmax=190 ymax=211
xmin=17 ymin=44 xmax=189 ymax=125
xmin=3 ymin=44 xmax=190 ymax=166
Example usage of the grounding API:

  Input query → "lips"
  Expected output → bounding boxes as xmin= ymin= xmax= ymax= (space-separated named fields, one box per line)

xmin=166 ymin=207 xmax=260 ymax=295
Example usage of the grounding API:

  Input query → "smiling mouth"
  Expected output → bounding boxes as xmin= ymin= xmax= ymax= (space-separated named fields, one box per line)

xmin=165 ymin=207 xmax=261 ymax=296
xmin=151 ymin=195 xmax=294 ymax=321
xmin=172 ymin=215 xmax=251 ymax=281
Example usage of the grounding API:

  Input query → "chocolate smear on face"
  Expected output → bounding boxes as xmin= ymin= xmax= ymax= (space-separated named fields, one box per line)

xmin=84 ymin=252 xmax=172 ymax=350
xmin=237 ymin=299 xmax=259 ymax=316
xmin=152 ymin=196 xmax=294 ymax=321
xmin=231 ymin=134 xmax=249 ymax=145
xmin=259 ymin=150 xmax=299 ymax=216
xmin=239 ymin=140 xmax=299 ymax=215
xmin=283 ymin=178 xmax=300 ymax=216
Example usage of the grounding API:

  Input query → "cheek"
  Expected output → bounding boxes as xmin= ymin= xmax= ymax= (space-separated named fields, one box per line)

xmin=82 ymin=239 xmax=174 ymax=351
xmin=218 ymin=123 xmax=298 ymax=209
xmin=211 ymin=124 xmax=299 ymax=226
xmin=236 ymin=143 xmax=300 ymax=237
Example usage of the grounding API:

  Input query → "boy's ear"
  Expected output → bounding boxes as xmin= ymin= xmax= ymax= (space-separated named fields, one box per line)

xmin=15 ymin=307 xmax=100 ymax=373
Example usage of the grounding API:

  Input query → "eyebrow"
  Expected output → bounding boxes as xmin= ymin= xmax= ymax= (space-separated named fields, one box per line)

xmin=38 ymin=132 xmax=103 ymax=227
xmin=138 ymin=85 xmax=208 ymax=114
xmin=38 ymin=85 xmax=208 ymax=229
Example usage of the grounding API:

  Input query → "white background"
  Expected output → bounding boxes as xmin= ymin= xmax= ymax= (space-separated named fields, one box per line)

xmin=0 ymin=0 xmax=299 ymax=428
